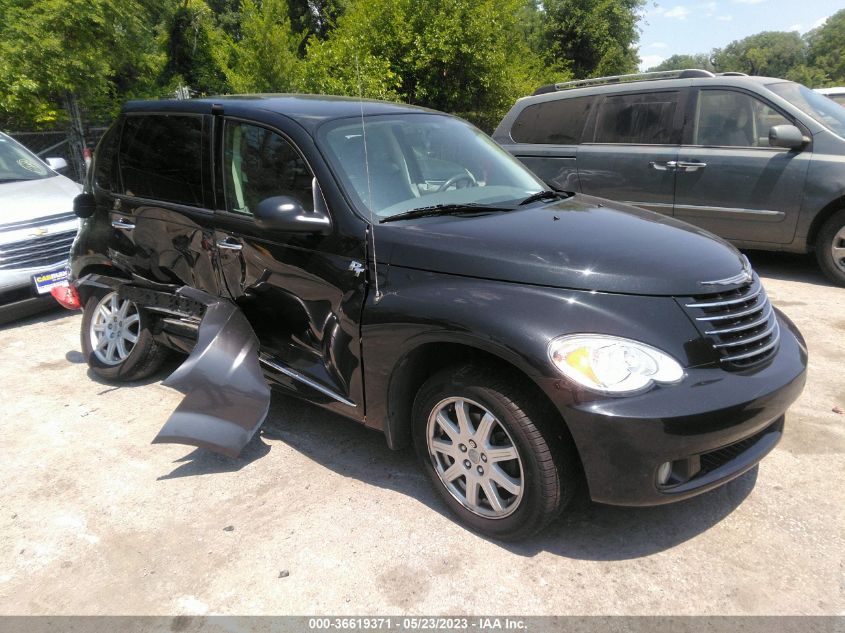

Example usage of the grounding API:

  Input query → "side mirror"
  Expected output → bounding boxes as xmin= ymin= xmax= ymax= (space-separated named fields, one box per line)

xmin=73 ymin=193 xmax=97 ymax=218
xmin=46 ymin=157 xmax=68 ymax=171
xmin=769 ymin=125 xmax=808 ymax=150
xmin=253 ymin=196 xmax=331 ymax=234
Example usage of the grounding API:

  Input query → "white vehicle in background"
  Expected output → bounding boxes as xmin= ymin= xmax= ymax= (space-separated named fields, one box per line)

xmin=0 ymin=131 xmax=80 ymax=320
xmin=815 ymin=87 xmax=845 ymax=106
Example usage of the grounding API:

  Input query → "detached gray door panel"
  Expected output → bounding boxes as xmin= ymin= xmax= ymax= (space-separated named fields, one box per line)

xmin=576 ymin=90 xmax=684 ymax=216
xmin=674 ymin=89 xmax=810 ymax=244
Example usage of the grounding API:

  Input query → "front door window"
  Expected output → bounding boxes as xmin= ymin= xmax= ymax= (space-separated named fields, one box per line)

xmin=694 ymin=90 xmax=791 ymax=148
xmin=223 ymin=121 xmax=314 ymax=215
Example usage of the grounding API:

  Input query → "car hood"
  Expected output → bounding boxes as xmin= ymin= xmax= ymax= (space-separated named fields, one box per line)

xmin=0 ymin=175 xmax=81 ymax=226
xmin=374 ymin=194 xmax=749 ymax=296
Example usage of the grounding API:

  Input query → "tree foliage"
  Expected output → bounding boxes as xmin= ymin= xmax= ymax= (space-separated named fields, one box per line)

xmin=648 ymin=54 xmax=714 ymax=73
xmin=543 ymin=0 xmax=644 ymax=79
xmin=646 ymin=11 xmax=845 ymax=88
xmin=712 ymin=31 xmax=805 ymax=78
xmin=304 ymin=0 xmax=543 ymax=130
xmin=3 ymin=0 xmax=842 ymax=135
xmin=220 ymin=0 xmax=305 ymax=93
xmin=806 ymin=9 xmax=845 ymax=86
xmin=0 ymin=0 xmax=163 ymax=127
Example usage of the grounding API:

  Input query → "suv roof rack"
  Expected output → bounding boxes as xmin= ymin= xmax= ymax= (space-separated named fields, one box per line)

xmin=716 ymin=71 xmax=748 ymax=76
xmin=533 ymin=69 xmax=715 ymax=95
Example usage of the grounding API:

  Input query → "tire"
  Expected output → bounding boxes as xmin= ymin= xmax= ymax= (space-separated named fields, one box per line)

xmin=412 ymin=364 xmax=578 ymax=541
xmin=815 ymin=209 xmax=845 ymax=287
xmin=81 ymin=289 xmax=169 ymax=382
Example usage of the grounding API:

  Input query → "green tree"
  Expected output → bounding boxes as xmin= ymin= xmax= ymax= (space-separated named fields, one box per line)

xmin=0 ymin=0 xmax=163 ymax=127
xmin=161 ymin=0 xmax=230 ymax=96
xmin=220 ymin=0 xmax=306 ymax=93
xmin=647 ymin=53 xmax=714 ymax=73
xmin=305 ymin=0 xmax=543 ymax=130
xmin=543 ymin=0 xmax=644 ymax=79
xmin=806 ymin=9 xmax=845 ymax=85
xmin=712 ymin=31 xmax=806 ymax=78
xmin=287 ymin=0 xmax=345 ymax=40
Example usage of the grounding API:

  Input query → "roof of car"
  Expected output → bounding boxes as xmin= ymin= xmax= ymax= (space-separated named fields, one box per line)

xmin=123 ymin=94 xmax=439 ymax=132
xmin=528 ymin=72 xmax=788 ymax=101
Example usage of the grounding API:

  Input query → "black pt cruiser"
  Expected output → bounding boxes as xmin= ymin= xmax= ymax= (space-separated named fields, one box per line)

xmin=60 ymin=95 xmax=807 ymax=540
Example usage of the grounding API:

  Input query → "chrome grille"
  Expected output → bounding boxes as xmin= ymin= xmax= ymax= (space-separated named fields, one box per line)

xmin=680 ymin=274 xmax=780 ymax=369
xmin=0 ymin=230 xmax=76 ymax=270
xmin=0 ymin=212 xmax=76 ymax=233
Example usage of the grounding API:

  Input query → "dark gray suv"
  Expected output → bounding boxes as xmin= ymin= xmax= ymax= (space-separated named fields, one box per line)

xmin=493 ymin=69 xmax=845 ymax=286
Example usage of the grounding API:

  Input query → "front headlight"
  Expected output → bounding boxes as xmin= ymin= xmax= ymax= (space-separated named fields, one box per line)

xmin=548 ymin=334 xmax=684 ymax=395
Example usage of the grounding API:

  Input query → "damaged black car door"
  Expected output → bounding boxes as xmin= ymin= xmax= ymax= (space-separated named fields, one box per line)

xmin=212 ymin=117 xmax=367 ymax=415
xmin=109 ymin=113 xmax=221 ymax=295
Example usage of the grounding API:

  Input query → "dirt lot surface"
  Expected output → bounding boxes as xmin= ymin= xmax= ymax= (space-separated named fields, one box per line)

xmin=0 ymin=251 xmax=843 ymax=616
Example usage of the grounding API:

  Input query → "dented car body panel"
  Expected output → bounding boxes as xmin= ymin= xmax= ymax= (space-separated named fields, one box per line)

xmin=68 ymin=95 xmax=807 ymax=507
xmin=153 ymin=287 xmax=270 ymax=458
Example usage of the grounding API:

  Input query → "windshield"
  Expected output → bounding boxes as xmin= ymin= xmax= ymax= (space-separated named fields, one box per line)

xmin=318 ymin=113 xmax=547 ymax=219
xmin=767 ymin=82 xmax=845 ymax=138
xmin=0 ymin=133 xmax=54 ymax=182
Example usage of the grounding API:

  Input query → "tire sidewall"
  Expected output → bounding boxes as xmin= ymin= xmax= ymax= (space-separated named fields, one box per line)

xmin=412 ymin=369 xmax=559 ymax=539
xmin=81 ymin=289 xmax=157 ymax=381
xmin=816 ymin=209 xmax=845 ymax=286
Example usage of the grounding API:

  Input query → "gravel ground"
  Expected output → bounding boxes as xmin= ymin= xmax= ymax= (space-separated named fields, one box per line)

xmin=0 ymin=250 xmax=842 ymax=616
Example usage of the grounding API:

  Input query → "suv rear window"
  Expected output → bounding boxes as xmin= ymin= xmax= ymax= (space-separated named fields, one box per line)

xmin=510 ymin=96 xmax=593 ymax=144
xmin=117 ymin=114 xmax=205 ymax=207
xmin=592 ymin=92 xmax=680 ymax=144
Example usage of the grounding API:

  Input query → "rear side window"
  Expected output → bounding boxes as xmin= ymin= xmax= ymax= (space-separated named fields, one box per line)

xmin=117 ymin=114 xmax=205 ymax=207
xmin=510 ymin=96 xmax=593 ymax=144
xmin=592 ymin=92 xmax=680 ymax=144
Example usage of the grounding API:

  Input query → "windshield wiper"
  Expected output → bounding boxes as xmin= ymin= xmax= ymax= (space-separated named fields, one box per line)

xmin=518 ymin=189 xmax=570 ymax=206
xmin=379 ymin=203 xmax=509 ymax=223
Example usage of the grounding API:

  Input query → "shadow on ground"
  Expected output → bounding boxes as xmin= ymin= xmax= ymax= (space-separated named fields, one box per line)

xmin=744 ymin=249 xmax=833 ymax=287
xmin=158 ymin=390 xmax=759 ymax=561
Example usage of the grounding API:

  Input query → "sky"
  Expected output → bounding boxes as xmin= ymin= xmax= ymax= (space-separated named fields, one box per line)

xmin=638 ymin=0 xmax=844 ymax=70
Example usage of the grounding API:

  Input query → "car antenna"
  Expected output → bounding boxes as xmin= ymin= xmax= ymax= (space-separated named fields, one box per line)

xmin=357 ymin=55 xmax=383 ymax=303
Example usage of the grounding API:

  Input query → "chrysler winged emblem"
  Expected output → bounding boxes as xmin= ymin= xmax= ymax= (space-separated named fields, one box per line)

xmin=700 ymin=255 xmax=753 ymax=286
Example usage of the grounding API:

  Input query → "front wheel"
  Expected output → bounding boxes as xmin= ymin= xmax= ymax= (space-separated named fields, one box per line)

xmin=816 ymin=209 xmax=845 ymax=286
xmin=412 ymin=364 xmax=578 ymax=540
xmin=81 ymin=289 xmax=168 ymax=381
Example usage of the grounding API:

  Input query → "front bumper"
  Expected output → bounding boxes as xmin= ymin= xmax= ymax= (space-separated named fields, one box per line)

xmin=543 ymin=309 xmax=808 ymax=506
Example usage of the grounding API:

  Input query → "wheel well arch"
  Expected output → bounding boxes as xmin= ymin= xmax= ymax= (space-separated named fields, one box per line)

xmin=384 ymin=341 xmax=573 ymax=453
xmin=75 ymin=265 xmax=130 ymax=304
xmin=807 ymin=195 xmax=845 ymax=251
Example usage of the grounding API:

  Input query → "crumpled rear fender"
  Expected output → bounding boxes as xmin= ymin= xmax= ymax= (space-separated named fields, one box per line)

xmin=75 ymin=277 xmax=272 ymax=458
xmin=152 ymin=287 xmax=271 ymax=458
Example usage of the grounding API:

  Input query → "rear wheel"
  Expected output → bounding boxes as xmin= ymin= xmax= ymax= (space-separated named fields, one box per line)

xmin=81 ymin=289 xmax=168 ymax=381
xmin=412 ymin=364 xmax=578 ymax=540
xmin=816 ymin=209 xmax=845 ymax=286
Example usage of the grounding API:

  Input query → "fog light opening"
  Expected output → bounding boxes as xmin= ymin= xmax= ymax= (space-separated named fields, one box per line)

xmin=656 ymin=461 xmax=673 ymax=486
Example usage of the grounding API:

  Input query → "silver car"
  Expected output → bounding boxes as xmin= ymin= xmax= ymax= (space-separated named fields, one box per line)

xmin=0 ymin=131 xmax=80 ymax=318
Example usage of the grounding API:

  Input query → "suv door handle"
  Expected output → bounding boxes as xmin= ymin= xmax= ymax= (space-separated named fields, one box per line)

xmin=649 ymin=161 xmax=677 ymax=171
xmin=110 ymin=217 xmax=135 ymax=231
xmin=216 ymin=237 xmax=243 ymax=251
xmin=676 ymin=161 xmax=707 ymax=172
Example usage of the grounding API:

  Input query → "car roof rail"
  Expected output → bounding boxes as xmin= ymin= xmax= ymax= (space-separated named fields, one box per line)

xmin=532 ymin=69 xmax=715 ymax=95
xmin=717 ymin=71 xmax=748 ymax=76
